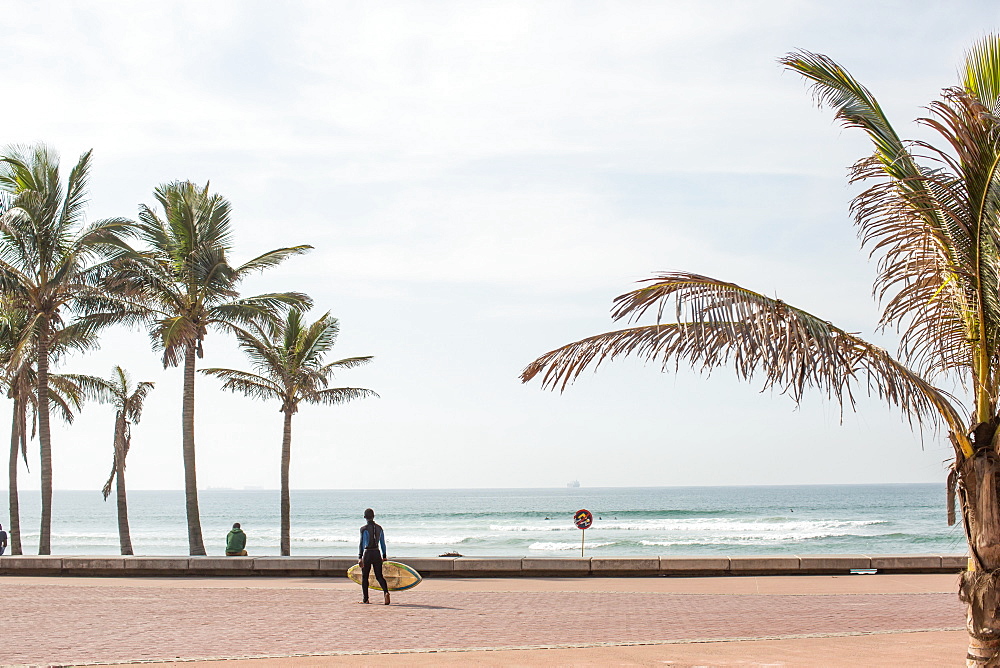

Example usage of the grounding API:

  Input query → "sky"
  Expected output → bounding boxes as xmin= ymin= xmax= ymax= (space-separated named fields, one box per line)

xmin=0 ymin=1 xmax=994 ymax=491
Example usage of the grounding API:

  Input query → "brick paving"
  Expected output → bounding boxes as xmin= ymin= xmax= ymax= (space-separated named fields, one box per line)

xmin=0 ymin=581 xmax=964 ymax=666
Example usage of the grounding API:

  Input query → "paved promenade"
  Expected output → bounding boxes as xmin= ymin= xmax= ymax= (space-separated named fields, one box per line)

xmin=2 ymin=573 xmax=967 ymax=667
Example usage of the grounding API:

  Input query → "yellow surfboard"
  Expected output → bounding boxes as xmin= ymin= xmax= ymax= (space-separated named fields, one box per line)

xmin=347 ymin=560 xmax=422 ymax=591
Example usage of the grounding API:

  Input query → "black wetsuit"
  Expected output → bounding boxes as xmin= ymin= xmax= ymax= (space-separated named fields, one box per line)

xmin=359 ymin=522 xmax=388 ymax=602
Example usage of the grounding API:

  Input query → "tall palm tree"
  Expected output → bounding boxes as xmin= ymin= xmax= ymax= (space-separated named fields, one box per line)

xmin=0 ymin=144 xmax=132 ymax=554
xmin=521 ymin=36 xmax=1000 ymax=666
xmin=202 ymin=309 xmax=376 ymax=555
xmin=117 ymin=181 xmax=311 ymax=555
xmin=69 ymin=367 xmax=154 ymax=555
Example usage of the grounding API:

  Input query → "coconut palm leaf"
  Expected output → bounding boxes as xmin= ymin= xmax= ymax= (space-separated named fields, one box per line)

xmin=964 ymin=36 xmax=1000 ymax=113
xmin=521 ymin=272 xmax=971 ymax=455
xmin=320 ymin=356 xmax=374 ymax=372
xmin=232 ymin=246 xmax=313 ymax=280
xmin=779 ymin=51 xmax=918 ymax=179
xmin=296 ymin=314 xmax=339 ymax=365
xmin=60 ymin=373 xmax=118 ymax=405
xmin=200 ymin=368 xmax=283 ymax=401
xmin=209 ymin=294 xmax=312 ymax=329
xmin=126 ymin=381 xmax=155 ymax=425
xmin=307 ymin=387 xmax=380 ymax=406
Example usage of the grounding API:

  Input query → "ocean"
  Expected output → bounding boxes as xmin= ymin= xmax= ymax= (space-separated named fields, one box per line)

xmin=1 ymin=484 xmax=969 ymax=557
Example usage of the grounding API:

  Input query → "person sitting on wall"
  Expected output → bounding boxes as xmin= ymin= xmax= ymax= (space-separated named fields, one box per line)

xmin=226 ymin=522 xmax=247 ymax=556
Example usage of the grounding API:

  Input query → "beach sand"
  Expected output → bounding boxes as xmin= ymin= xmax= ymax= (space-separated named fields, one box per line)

xmin=4 ymin=573 xmax=965 ymax=666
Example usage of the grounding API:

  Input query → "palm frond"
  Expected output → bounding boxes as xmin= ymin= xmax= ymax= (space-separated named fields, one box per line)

xmin=125 ymin=381 xmax=155 ymax=424
xmin=964 ymin=34 xmax=1000 ymax=113
xmin=296 ymin=312 xmax=339 ymax=367
xmin=210 ymin=292 xmax=313 ymax=330
xmin=58 ymin=150 xmax=92 ymax=233
xmin=321 ymin=356 xmax=374 ymax=372
xmin=305 ymin=387 xmax=380 ymax=406
xmin=102 ymin=454 xmax=116 ymax=500
xmin=200 ymin=367 xmax=283 ymax=402
xmin=522 ymin=273 xmax=971 ymax=453
xmin=231 ymin=245 xmax=313 ymax=280
xmin=61 ymin=372 xmax=118 ymax=404
xmin=780 ymin=50 xmax=914 ymax=178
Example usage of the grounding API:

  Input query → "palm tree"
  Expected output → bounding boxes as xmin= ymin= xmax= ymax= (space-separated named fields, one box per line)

xmin=69 ymin=367 xmax=154 ymax=555
xmin=0 ymin=144 xmax=132 ymax=554
xmin=116 ymin=181 xmax=311 ymax=555
xmin=0 ymin=306 xmax=86 ymax=555
xmin=520 ymin=36 xmax=1000 ymax=665
xmin=202 ymin=309 xmax=376 ymax=555
xmin=5 ymin=372 xmax=28 ymax=555
xmin=0 ymin=303 xmax=30 ymax=555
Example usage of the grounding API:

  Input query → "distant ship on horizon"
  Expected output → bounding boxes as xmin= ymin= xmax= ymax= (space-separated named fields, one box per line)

xmin=567 ymin=480 xmax=580 ymax=488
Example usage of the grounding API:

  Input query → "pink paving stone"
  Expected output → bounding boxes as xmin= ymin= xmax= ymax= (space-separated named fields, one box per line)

xmin=1 ymin=583 xmax=964 ymax=666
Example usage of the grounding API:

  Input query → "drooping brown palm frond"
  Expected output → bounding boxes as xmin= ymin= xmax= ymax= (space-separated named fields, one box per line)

xmin=848 ymin=151 xmax=973 ymax=377
xmin=520 ymin=272 xmax=971 ymax=456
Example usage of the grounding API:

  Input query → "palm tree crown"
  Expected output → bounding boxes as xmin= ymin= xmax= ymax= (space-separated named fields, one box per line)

xmin=203 ymin=309 xmax=376 ymax=414
xmin=69 ymin=366 xmax=154 ymax=498
xmin=122 ymin=181 xmax=313 ymax=366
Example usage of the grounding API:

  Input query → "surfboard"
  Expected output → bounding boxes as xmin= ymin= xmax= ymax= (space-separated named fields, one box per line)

xmin=347 ymin=560 xmax=422 ymax=591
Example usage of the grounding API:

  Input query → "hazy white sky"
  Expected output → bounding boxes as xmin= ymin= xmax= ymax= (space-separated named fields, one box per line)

xmin=2 ymin=1 xmax=991 ymax=491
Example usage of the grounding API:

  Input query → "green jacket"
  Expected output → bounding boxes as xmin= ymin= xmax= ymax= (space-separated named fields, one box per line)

xmin=226 ymin=528 xmax=247 ymax=553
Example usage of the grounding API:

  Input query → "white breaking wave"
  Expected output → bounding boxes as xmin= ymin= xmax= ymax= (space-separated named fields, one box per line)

xmin=529 ymin=541 xmax=616 ymax=551
xmin=490 ymin=518 xmax=885 ymax=534
xmin=490 ymin=524 xmax=570 ymax=532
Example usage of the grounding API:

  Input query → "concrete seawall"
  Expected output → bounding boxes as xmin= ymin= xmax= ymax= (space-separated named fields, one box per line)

xmin=0 ymin=554 xmax=969 ymax=577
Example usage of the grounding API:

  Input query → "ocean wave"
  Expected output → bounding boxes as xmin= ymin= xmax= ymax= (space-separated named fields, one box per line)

xmin=638 ymin=529 xmax=918 ymax=546
xmin=529 ymin=541 xmax=617 ymax=551
xmin=489 ymin=524 xmax=571 ymax=532
xmin=488 ymin=518 xmax=887 ymax=535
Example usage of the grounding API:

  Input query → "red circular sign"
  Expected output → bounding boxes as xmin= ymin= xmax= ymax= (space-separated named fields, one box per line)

xmin=574 ymin=509 xmax=593 ymax=530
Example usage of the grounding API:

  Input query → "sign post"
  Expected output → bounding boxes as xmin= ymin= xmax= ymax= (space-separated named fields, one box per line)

xmin=574 ymin=509 xmax=593 ymax=557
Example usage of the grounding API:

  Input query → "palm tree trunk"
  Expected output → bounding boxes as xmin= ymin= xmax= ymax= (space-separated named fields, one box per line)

xmin=182 ymin=343 xmax=206 ymax=555
xmin=7 ymin=397 xmax=21 ymax=555
xmin=280 ymin=409 xmax=292 ymax=556
xmin=959 ymin=448 xmax=1000 ymax=666
xmin=36 ymin=319 xmax=52 ymax=555
xmin=114 ymin=416 xmax=133 ymax=555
